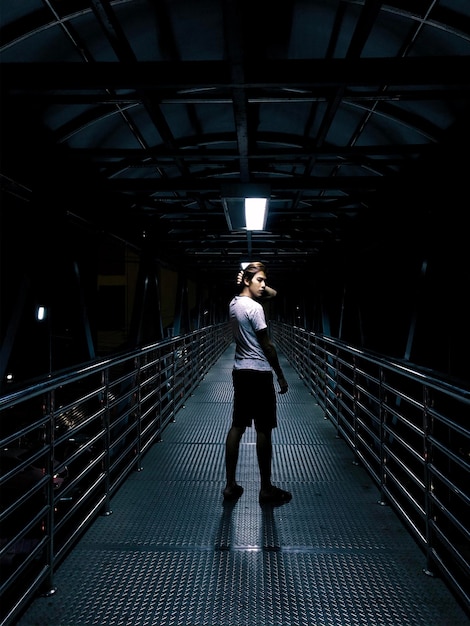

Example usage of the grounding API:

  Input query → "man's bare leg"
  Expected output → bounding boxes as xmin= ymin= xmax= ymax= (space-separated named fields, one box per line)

xmin=223 ymin=425 xmax=245 ymax=498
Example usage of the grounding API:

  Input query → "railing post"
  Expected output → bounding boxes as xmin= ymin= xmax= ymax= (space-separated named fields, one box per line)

xmin=101 ymin=368 xmax=113 ymax=516
xmin=41 ymin=389 xmax=57 ymax=596
xmin=156 ymin=347 xmax=163 ymax=442
xmin=422 ymin=384 xmax=435 ymax=576
xmin=134 ymin=355 xmax=144 ymax=471
xmin=377 ymin=366 xmax=387 ymax=506
xmin=171 ymin=342 xmax=177 ymax=422
xmin=334 ymin=347 xmax=341 ymax=435
xmin=351 ymin=354 xmax=360 ymax=465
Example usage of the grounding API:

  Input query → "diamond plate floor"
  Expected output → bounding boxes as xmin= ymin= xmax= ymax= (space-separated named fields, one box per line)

xmin=14 ymin=347 xmax=469 ymax=626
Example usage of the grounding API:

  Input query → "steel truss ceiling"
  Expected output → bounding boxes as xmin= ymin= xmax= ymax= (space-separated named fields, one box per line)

xmin=1 ymin=1 xmax=470 ymax=283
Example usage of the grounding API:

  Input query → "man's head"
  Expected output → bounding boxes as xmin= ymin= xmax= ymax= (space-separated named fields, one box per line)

xmin=242 ymin=262 xmax=266 ymax=282
xmin=241 ymin=262 xmax=267 ymax=299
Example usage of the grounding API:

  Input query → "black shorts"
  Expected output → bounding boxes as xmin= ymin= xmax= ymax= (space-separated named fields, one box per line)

xmin=231 ymin=369 xmax=277 ymax=429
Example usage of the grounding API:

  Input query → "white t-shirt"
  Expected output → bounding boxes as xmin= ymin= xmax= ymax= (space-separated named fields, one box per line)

xmin=229 ymin=295 xmax=271 ymax=371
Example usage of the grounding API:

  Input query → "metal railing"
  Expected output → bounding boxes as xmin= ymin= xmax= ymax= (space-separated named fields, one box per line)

xmin=271 ymin=322 xmax=470 ymax=614
xmin=0 ymin=324 xmax=232 ymax=626
xmin=2 ymin=321 xmax=469 ymax=623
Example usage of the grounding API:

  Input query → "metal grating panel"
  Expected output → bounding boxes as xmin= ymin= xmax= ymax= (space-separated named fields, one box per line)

xmin=14 ymin=348 xmax=469 ymax=626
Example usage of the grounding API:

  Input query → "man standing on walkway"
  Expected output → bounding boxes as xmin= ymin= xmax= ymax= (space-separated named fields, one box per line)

xmin=223 ymin=261 xmax=292 ymax=505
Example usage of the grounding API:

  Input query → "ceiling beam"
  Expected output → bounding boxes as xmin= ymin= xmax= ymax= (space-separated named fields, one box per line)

xmin=2 ymin=57 xmax=470 ymax=90
xmin=107 ymin=176 xmax=391 ymax=193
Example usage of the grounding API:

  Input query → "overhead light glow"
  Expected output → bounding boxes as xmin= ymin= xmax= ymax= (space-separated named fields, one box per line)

xmin=221 ymin=183 xmax=270 ymax=232
xmin=36 ymin=306 xmax=47 ymax=321
xmin=245 ymin=197 xmax=267 ymax=231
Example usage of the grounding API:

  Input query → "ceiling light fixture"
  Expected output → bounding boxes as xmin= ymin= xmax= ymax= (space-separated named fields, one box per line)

xmin=221 ymin=183 xmax=270 ymax=232
xmin=245 ymin=197 xmax=268 ymax=231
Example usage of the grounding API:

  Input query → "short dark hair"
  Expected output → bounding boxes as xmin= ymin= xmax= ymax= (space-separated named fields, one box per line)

xmin=243 ymin=261 xmax=266 ymax=283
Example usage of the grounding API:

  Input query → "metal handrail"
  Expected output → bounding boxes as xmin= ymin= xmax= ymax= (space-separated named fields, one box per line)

xmin=0 ymin=324 xmax=232 ymax=626
xmin=1 ymin=321 xmax=468 ymax=622
xmin=271 ymin=322 xmax=470 ymax=614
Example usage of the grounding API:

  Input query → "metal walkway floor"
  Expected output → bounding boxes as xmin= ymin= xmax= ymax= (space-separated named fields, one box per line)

xmin=14 ymin=348 xmax=469 ymax=626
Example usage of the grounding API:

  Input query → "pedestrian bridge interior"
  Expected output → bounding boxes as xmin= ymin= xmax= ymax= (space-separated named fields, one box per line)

xmin=1 ymin=2 xmax=470 ymax=625
xmin=0 ymin=324 xmax=468 ymax=625
xmin=10 ymin=347 xmax=470 ymax=626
